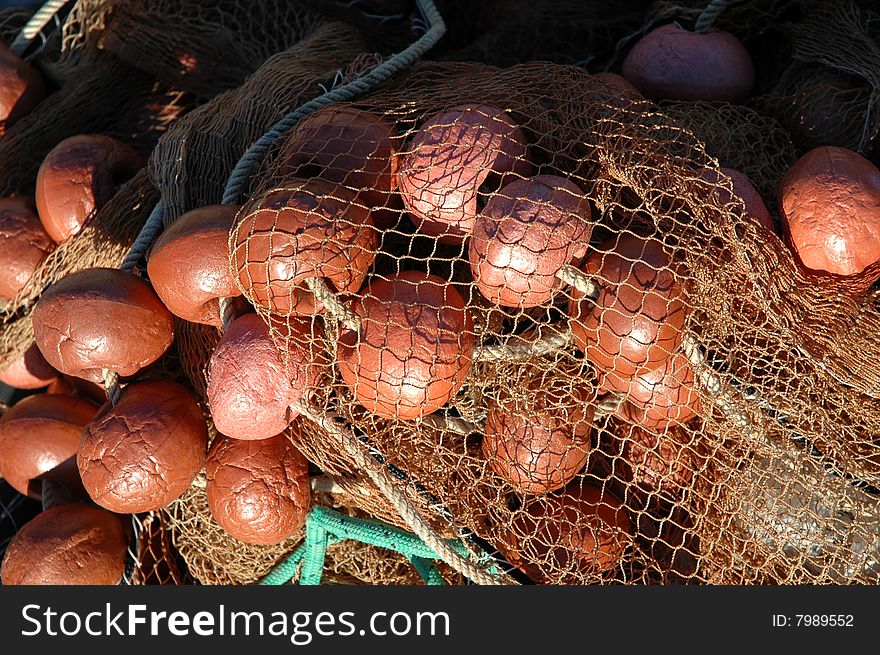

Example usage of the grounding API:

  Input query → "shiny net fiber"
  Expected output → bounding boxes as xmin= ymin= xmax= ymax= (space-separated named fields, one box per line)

xmin=225 ymin=60 xmax=880 ymax=585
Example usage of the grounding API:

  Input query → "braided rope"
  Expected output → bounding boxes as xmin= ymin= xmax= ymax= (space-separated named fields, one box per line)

xmin=304 ymin=277 xmax=362 ymax=333
xmin=221 ymin=0 xmax=446 ymax=206
xmin=120 ymin=203 xmax=165 ymax=273
xmin=218 ymin=296 xmax=239 ymax=332
xmin=291 ymin=400 xmax=510 ymax=585
xmin=101 ymin=368 xmax=121 ymax=406
xmin=473 ymin=329 xmax=572 ymax=363
xmin=595 ymin=392 xmax=625 ymax=417
xmin=99 ymin=201 xmax=166 ymax=405
xmin=556 ymin=264 xmax=599 ymax=299
xmin=421 ymin=413 xmax=479 ymax=436
xmin=694 ymin=0 xmax=730 ymax=33
xmin=9 ymin=0 xmax=68 ymax=57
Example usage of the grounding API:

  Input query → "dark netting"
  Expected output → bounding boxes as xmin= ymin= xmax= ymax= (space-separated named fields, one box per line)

xmin=128 ymin=511 xmax=193 ymax=585
xmin=64 ymin=0 xmax=329 ymax=98
xmin=436 ymin=0 xmax=651 ymax=69
xmin=0 ymin=6 xmax=34 ymax=44
xmin=753 ymin=0 xmax=880 ymax=155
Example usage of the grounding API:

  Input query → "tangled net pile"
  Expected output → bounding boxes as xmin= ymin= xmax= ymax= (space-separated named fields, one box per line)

xmin=4 ymin=0 xmax=880 ymax=587
xmin=224 ymin=59 xmax=880 ymax=585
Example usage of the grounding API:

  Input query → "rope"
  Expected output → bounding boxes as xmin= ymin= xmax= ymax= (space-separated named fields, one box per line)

xmin=9 ymin=0 xmax=69 ymax=57
xmin=473 ymin=329 xmax=572 ymax=363
xmin=120 ymin=203 xmax=165 ymax=273
xmin=594 ymin=392 xmax=625 ymax=417
xmin=40 ymin=478 xmax=69 ymax=510
xmin=220 ymin=0 xmax=446 ymax=206
xmin=421 ymin=413 xmax=479 ymax=436
xmin=101 ymin=368 xmax=121 ymax=406
xmin=218 ymin=296 xmax=239 ymax=332
xmin=410 ymin=556 xmax=445 ymax=585
xmin=260 ymin=505 xmax=481 ymax=585
xmin=681 ymin=333 xmax=751 ymax=430
xmin=694 ymin=0 xmax=730 ymax=33
xmin=556 ymin=265 xmax=599 ymax=299
xmin=97 ymin=202 xmax=166 ymax=405
xmin=291 ymin=400 xmax=511 ymax=585
xmin=304 ymin=277 xmax=362 ymax=333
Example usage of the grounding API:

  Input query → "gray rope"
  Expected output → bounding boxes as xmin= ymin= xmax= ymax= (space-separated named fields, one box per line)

xmin=220 ymin=0 xmax=446 ymax=206
xmin=99 ymin=203 xmax=166 ymax=404
xmin=40 ymin=478 xmax=71 ymax=511
xmin=120 ymin=203 xmax=165 ymax=273
xmin=694 ymin=0 xmax=730 ymax=33
xmin=101 ymin=368 xmax=121 ymax=406
xmin=218 ymin=296 xmax=238 ymax=332
xmin=9 ymin=0 xmax=69 ymax=57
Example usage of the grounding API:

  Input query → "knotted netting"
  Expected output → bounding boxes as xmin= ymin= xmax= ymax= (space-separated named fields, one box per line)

xmin=752 ymin=0 xmax=880 ymax=156
xmin=224 ymin=58 xmax=880 ymax=585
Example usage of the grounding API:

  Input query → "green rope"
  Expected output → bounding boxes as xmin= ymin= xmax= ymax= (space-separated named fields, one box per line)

xmin=299 ymin=520 xmax=330 ymax=586
xmin=410 ymin=557 xmax=445 ymax=586
xmin=258 ymin=507 xmax=493 ymax=586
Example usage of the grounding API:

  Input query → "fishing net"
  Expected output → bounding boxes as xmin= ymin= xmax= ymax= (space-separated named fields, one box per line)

xmin=656 ymin=101 xmax=797 ymax=206
xmin=320 ymin=538 xmax=461 ymax=586
xmin=226 ymin=59 xmax=880 ymax=585
xmin=436 ymin=0 xmax=651 ymax=69
xmin=753 ymin=0 xmax=880 ymax=155
xmin=0 ymin=7 xmax=34 ymax=44
xmin=61 ymin=0 xmax=329 ymax=98
xmin=127 ymin=511 xmax=192 ymax=585
xmin=146 ymin=20 xmax=369 ymax=226
xmin=640 ymin=0 xmax=796 ymax=44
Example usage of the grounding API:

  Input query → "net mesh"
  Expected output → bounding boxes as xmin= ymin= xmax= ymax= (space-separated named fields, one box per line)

xmin=128 ymin=511 xmax=193 ymax=585
xmin=61 ymin=0 xmax=329 ymax=98
xmin=436 ymin=0 xmax=651 ymax=69
xmin=148 ymin=21 xmax=421 ymax=580
xmin=753 ymin=0 xmax=880 ymax=155
xmin=655 ymin=101 xmax=796 ymax=206
xmin=225 ymin=59 xmax=880 ymax=585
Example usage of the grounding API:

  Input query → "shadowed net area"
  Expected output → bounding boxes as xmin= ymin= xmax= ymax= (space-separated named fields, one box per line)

xmin=752 ymin=0 xmax=880 ymax=156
